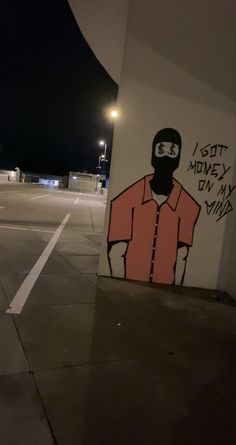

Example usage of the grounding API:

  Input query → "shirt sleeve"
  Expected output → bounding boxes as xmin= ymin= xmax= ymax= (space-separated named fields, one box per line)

xmin=108 ymin=188 xmax=134 ymax=242
xmin=178 ymin=191 xmax=201 ymax=246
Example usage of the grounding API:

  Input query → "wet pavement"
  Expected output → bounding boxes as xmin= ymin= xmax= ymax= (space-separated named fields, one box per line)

xmin=0 ymin=183 xmax=236 ymax=444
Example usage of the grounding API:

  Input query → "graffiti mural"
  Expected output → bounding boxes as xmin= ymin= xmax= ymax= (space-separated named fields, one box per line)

xmin=107 ymin=128 xmax=201 ymax=285
xmin=188 ymin=143 xmax=235 ymax=222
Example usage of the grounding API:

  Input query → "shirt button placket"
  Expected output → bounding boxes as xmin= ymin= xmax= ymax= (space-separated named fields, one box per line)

xmin=149 ymin=208 xmax=160 ymax=282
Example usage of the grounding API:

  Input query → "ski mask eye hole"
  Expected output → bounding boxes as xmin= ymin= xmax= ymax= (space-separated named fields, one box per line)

xmin=170 ymin=143 xmax=178 ymax=155
xmin=155 ymin=142 xmax=179 ymax=158
xmin=156 ymin=142 xmax=165 ymax=155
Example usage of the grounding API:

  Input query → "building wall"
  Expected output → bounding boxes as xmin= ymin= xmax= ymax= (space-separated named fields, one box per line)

xmin=98 ymin=0 xmax=236 ymax=292
xmin=68 ymin=0 xmax=129 ymax=83
xmin=218 ymin=162 xmax=236 ymax=299
xmin=0 ymin=170 xmax=17 ymax=182
xmin=68 ymin=172 xmax=97 ymax=192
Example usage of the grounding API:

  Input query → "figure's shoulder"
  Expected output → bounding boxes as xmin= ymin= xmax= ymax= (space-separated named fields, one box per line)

xmin=111 ymin=175 xmax=148 ymax=202
xmin=182 ymin=188 xmax=200 ymax=207
xmin=176 ymin=180 xmax=201 ymax=212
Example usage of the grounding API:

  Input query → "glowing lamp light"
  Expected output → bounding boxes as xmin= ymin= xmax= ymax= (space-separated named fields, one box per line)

xmin=111 ymin=110 xmax=119 ymax=118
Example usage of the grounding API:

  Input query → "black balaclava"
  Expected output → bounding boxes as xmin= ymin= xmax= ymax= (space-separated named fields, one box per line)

xmin=150 ymin=128 xmax=182 ymax=196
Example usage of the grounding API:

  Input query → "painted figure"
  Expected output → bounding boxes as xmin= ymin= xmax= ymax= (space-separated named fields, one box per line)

xmin=108 ymin=128 xmax=201 ymax=285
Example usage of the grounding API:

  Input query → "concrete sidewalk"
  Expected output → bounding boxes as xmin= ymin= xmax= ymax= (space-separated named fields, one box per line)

xmin=0 ymin=185 xmax=236 ymax=444
xmin=1 ymin=276 xmax=236 ymax=444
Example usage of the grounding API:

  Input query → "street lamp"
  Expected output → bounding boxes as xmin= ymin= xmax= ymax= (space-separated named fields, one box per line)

xmin=99 ymin=140 xmax=107 ymax=160
xmin=104 ymin=106 xmax=120 ymax=121
xmin=98 ymin=107 xmax=119 ymax=176
xmin=98 ymin=140 xmax=108 ymax=175
xmin=110 ymin=109 xmax=119 ymax=119
xmin=97 ymin=154 xmax=105 ymax=170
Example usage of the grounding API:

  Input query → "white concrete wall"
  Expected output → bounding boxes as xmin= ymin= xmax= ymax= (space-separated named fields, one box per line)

xmin=68 ymin=0 xmax=129 ymax=83
xmin=0 ymin=174 xmax=8 ymax=182
xmin=0 ymin=170 xmax=17 ymax=182
xmin=218 ymin=162 xmax=236 ymax=299
xmin=98 ymin=0 xmax=236 ymax=292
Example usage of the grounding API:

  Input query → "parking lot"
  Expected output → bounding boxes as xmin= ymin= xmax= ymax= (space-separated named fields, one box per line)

xmin=0 ymin=183 xmax=104 ymax=315
xmin=0 ymin=183 xmax=236 ymax=445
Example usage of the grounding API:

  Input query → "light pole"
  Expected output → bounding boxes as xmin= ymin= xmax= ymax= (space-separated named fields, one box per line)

xmin=99 ymin=140 xmax=107 ymax=161
xmin=97 ymin=154 xmax=105 ymax=170
xmin=97 ymin=108 xmax=119 ymax=180
xmin=98 ymin=140 xmax=108 ymax=174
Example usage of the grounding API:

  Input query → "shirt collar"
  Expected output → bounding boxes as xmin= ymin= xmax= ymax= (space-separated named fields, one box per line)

xmin=142 ymin=174 xmax=182 ymax=210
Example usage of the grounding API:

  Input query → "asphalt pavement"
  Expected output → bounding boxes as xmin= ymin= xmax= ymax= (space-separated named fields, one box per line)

xmin=0 ymin=182 xmax=236 ymax=445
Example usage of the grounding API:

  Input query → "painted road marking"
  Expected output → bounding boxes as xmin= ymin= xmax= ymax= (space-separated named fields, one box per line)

xmin=30 ymin=194 xmax=49 ymax=200
xmin=0 ymin=206 xmax=5 ymax=209
xmin=74 ymin=193 xmax=81 ymax=205
xmin=6 ymin=213 xmax=71 ymax=314
xmin=0 ymin=225 xmax=54 ymax=233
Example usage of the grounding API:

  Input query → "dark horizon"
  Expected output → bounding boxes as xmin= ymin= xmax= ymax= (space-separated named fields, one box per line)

xmin=0 ymin=0 xmax=118 ymax=176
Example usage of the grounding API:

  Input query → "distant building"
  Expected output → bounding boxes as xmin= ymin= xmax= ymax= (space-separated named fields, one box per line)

xmin=0 ymin=169 xmax=18 ymax=182
xmin=68 ymin=171 xmax=100 ymax=192
xmin=21 ymin=171 xmax=68 ymax=188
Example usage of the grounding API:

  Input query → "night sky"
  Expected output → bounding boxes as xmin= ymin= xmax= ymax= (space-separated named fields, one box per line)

xmin=0 ymin=0 xmax=118 ymax=175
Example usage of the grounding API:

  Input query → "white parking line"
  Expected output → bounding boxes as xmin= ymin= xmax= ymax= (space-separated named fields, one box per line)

xmin=6 ymin=213 xmax=71 ymax=314
xmin=0 ymin=225 xmax=54 ymax=233
xmin=30 ymin=194 xmax=49 ymax=200
xmin=73 ymin=193 xmax=81 ymax=205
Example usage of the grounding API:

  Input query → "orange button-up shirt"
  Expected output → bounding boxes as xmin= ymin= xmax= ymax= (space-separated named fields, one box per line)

xmin=108 ymin=174 xmax=200 ymax=284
